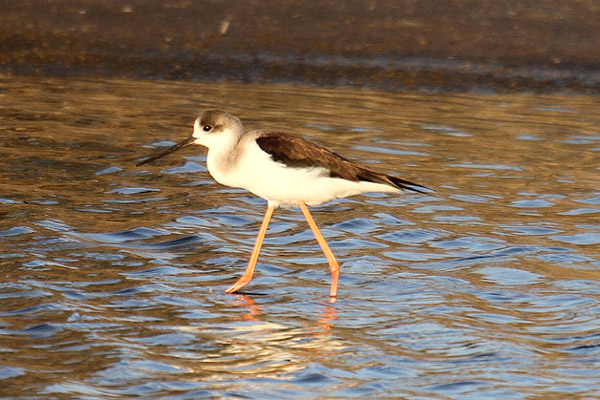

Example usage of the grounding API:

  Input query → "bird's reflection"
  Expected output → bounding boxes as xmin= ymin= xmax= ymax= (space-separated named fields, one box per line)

xmin=316 ymin=304 xmax=338 ymax=332
xmin=232 ymin=293 xmax=262 ymax=321
xmin=231 ymin=293 xmax=338 ymax=333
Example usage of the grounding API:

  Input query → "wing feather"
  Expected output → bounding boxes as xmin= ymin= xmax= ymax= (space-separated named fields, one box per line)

xmin=255 ymin=132 xmax=430 ymax=194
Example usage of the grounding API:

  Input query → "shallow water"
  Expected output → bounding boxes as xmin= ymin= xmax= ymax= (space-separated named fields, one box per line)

xmin=1 ymin=75 xmax=599 ymax=399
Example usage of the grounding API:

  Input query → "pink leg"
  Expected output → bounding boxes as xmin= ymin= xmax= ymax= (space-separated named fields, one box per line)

xmin=225 ymin=203 xmax=276 ymax=294
xmin=298 ymin=201 xmax=340 ymax=302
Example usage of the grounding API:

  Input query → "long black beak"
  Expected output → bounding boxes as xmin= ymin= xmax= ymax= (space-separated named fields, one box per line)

xmin=136 ymin=136 xmax=195 ymax=166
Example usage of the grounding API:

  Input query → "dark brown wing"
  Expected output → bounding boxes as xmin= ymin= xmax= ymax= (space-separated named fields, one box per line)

xmin=255 ymin=131 xmax=431 ymax=194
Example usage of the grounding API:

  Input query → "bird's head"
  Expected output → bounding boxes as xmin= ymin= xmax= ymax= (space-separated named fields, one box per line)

xmin=137 ymin=110 xmax=243 ymax=166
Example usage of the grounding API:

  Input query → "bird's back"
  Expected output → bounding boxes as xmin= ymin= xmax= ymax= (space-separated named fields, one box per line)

xmin=254 ymin=131 xmax=430 ymax=194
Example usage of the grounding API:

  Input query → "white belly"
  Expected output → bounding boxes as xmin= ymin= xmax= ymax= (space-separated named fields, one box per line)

xmin=206 ymin=140 xmax=398 ymax=208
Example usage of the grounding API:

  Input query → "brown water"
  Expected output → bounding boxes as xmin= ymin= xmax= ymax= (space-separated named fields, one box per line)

xmin=1 ymin=75 xmax=599 ymax=399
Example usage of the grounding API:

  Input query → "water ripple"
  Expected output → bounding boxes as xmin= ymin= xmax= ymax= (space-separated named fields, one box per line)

xmin=1 ymin=77 xmax=599 ymax=399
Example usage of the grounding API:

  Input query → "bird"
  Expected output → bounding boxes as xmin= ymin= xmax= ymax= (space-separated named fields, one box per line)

xmin=138 ymin=110 xmax=430 ymax=302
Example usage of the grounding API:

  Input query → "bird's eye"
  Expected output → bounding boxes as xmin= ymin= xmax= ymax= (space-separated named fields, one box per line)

xmin=203 ymin=125 xmax=212 ymax=132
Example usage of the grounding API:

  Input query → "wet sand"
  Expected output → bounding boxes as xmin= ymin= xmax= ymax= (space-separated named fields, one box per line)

xmin=1 ymin=0 xmax=599 ymax=92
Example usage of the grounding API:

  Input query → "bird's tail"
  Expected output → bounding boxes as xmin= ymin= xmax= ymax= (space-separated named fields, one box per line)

xmin=387 ymin=175 xmax=433 ymax=194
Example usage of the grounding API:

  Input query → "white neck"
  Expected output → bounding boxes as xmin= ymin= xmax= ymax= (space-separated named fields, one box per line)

xmin=205 ymin=129 xmax=243 ymax=187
